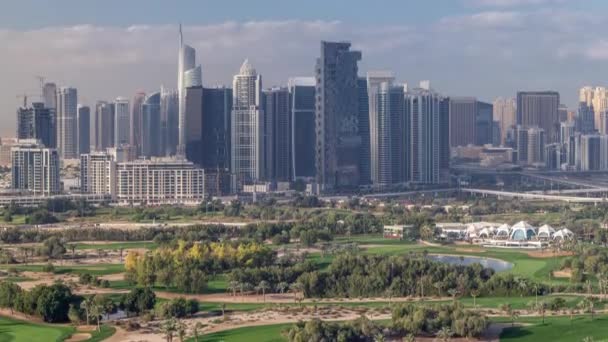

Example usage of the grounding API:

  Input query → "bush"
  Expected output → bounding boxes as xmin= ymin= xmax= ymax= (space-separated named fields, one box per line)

xmin=42 ymin=262 xmax=55 ymax=273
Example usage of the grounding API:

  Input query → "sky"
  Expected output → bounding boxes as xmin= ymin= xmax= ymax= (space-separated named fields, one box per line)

xmin=2 ymin=0 xmax=608 ymax=136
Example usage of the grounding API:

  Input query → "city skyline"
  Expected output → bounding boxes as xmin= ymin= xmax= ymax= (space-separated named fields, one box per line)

xmin=3 ymin=1 xmax=608 ymax=136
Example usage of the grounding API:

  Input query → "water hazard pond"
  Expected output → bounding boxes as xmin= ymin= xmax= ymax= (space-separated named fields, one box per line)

xmin=427 ymin=254 xmax=514 ymax=272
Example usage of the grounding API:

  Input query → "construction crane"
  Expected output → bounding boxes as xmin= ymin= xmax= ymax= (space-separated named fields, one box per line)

xmin=16 ymin=94 xmax=28 ymax=108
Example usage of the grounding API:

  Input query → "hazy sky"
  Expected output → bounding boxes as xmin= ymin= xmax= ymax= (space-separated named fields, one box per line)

xmin=2 ymin=0 xmax=608 ymax=136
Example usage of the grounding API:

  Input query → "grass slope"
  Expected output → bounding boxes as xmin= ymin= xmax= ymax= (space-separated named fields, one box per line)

xmin=0 ymin=316 xmax=74 ymax=342
xmin=501 ymin=316 xmax=608 ymax=341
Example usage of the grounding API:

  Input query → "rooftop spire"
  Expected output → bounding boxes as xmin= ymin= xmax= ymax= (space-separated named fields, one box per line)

xmin=179 ymin=23 xmax=183 ymax=47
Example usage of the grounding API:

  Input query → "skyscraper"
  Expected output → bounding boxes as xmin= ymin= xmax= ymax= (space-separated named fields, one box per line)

xmin=493 ymin=97 xmax=516 ymax=146
xmin=17 ymin=102 xmax=54 ymax=148
xmin=11 ymin=140 xmax=60 ymax=196
xmin=161 ymin=88 xmax=179 ymax=156
xmin=449 ymin=97 xmax=477 ymax=147
xmin=201 ymin=87 xmax=232 ymax=170
xmin=439 ymin=97 xmax=450 ymax=170
xmin=357 ymin=77 xmax=371 ymax=185
xmin=56 ymin=87 xmax=78 ymax=159
xmin=516 ymin=91 xmax=560 ymax=143
xmin=131 ymin=92 xmax=146 ymax=156
xmin=77 ymin=105 xmax=90 ymax=155
xmin=184 ymin=86 xmax=203 ymax=165
xmin=177 ymin=25 xmax=202 ymax=156
xmin=94 ymin=101 xmax=114 ymax=151
xmin=231 ymin=59 xmax=263 ymax=188
xmin=315 ymin=41 xmax=362 ymax=191
xmin=367 ymin=71 xmax=396 ymax=188
xmin=406 ymin=86 xmax=441 ymax=184
xmin=42 ymin=83 xmax=57 ymax=148
xmin=476 ymin=101 xmax=494 ymax=145
xmin=80 ymin=152 xmax=116 ymax=197
xmin=289 ymin=77 xmax=316 ymax=180
xmin=141 ymin=92 xmax=161 ymax=157
xmin=114 ymin=97 xmax=130 ymax=147
xmin=263 ymin=87 xmax=291 ymax=182
xmin=579 ymin=86 xmax=596 ymax=133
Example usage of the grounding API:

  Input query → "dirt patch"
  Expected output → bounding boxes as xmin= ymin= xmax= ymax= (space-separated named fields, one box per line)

xmin=65 ymin=333 xmax=91 ymax=342
xmin=527 ymin=250 xmax=574 ymax=258
xmin=99 ymin=273 xmax=125 ymax=281
xmin=553 ymin=268 xmax=572 ymax=278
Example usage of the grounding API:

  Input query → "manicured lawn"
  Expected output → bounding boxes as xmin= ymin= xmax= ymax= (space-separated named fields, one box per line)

xmin=0 ymin=316 xmax=74 ymax=342
xmin=0 ymin=263 xmax=125 ymax=276
xmin=198 ymin=324 xmax=289 ymax=342
xmin=500 ymin=315 xmax=608 ymax=341
xmin=75 ymin=241 xmax=157 ymax=250
xmin=86 ymin=325 xmax=116 ymax=342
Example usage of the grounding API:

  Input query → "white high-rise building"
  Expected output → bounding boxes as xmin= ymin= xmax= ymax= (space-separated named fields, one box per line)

xmin=11 ymin=139 xmax=60 ymax=196
xmin=493 ymin=97 xmax=516 ymax=146
xmin=578 ymin=86 xmax=608 ymax=133
xmin=56 ymin=87 xmax=78 ymax=159
xmin=177 ymin=25 xmax=202 ymax=156
xmin=80 ymin=152 xmax=116 ymax=197
xmin=367 ymin=71 xmax=395 ymax=188
xmin=231 ymin=59 xmax=263 ymax=189
xmin=115 ymin=158 xmax=205 ymax=204
xmin=406 ymin=87 xmax=441 ymax=184
xmin=114 ymin=97 xmax=130 ymax=146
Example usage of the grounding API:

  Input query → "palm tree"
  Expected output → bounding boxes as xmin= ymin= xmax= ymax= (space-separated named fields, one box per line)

xmin=161 ymin=318 xmax=177 ymax=342
xmin=447 ymin=289 xmax=459 ymax=302
xmin=510 ymin=309 xmax=519 ymax=327
xmin=470 ymin=289 xmax=480 ymax=308
xmin=80 ymin=297 xmax=94 ymax=326
xmin=290 ymin=283 xmax=303 ymax=304
xmin=578 ymin=297 xmax=596 ymax=320
xmin=192 ymin=322 xmax=204 ymax=342
xmin=221 ymin=303 xmax=227 ymax=320
xmin=433 ymin=281 xmax=444 ymax=297
xmin=500 ymin=303 xmax=512 ymax=316
xmin=256 ymin=280 xmax=270 ymax=302
xmin=277 ymin=282 xmax=289 ymax=294
xmin=373 ymin=333 xmax=385 ymax=342
xmin=90 ymin=302 xmax=103 ymax=332
xmin=435 ymin=326 xmax=453 ymax=342
xmin=176 ymin=320 xmax=186 ymax=342
xmin=517 ymin=278 xmax=528 ymax=297
xmin=228 ymin=281 xmax=239 ymax=297
xmin=404 ymin=334 xmax=416 ymax=342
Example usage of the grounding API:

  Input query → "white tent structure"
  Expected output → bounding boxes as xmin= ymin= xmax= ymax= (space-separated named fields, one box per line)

xmin=479 ymin=227 xmax=494 ymax=238
xmin=510 ymin=221 xmax=536 ymax=241
xmin=537 ymin=224 xmax=556 ymax=239
xmin=495 ymin=224 xmax=510 ymax=238
xmin=553 ymin=228 xmax=574 ymax=240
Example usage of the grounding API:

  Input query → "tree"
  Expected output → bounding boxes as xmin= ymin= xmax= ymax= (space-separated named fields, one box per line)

xmin=90 ymin=300 xmax=103 ymax=332
xmin=39 ymin=237 xmax=66 ymax=259
xmin=256 ymin=280 xmax=270 ymax=303
xmin=122 ymin=287 xmax=156 ymax=316
xmin=34 ymin=283 xmax=73 ymax=323
xmin=228 ymin=281 xmax=240 ymax=297
xmin=192 ymin=322 xmax=204 ymax=342
xmin=578 ymin=297 xmax=597 ymax=320
xmin=470 ymin=289 xmax=480 ymax=308
xmin=0 ymin=281 xmax=21 ymax=314
xmin=277 ymin=282 xmax=289 ymax=294
xmin=81 ymin=296 xmax=94 ymax=326
xmin=510 ymin=309 xmax=519 ymax=327
xmin=176 ymin=319 xmax=186 ymax=342
xmin=436 ymin=326 xmax=453 ymax=342
xmin=447 ymin=289 xmax=459 ymax=302
xmin=404 ymin=334 xmax=416 ymax=342
xmin=162 ymin=318 xmax=177 ymax=342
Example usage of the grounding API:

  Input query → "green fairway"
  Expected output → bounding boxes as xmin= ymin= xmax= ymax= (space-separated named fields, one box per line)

xmin=0 ymin=263 xmax=125 ymax=276
xmin=75 ymin=241 xmax=157 ymax=250
xmin=0 ymin=316 xmax=74 ymax=342
xmin=500 ymin=315 xmax=608 ymax=341
xmin=198 ymin=324 xmax=289 ymax=342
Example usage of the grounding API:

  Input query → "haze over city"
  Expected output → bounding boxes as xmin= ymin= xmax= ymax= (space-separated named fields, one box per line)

xmin=2 ymin=0 xmax=608 ymax=135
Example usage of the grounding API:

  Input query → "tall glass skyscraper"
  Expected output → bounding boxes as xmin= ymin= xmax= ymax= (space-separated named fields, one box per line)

xmin=160 ymin=88 xmax=179 ymax=156
xmin=56 ymin=87 xmax=78 ymax=159
xmin=315 ymin=41 xmax=362 ymax=191
xmin=202 ymin=87 xmax=232 ymax=170
xmin=141 ymin=92 xmax=161 ymax=157
xmin=77 ymin=105 xmax=90 ymax=155
xmin=131 ymin=92 xmax=146 ymax=156
xmin=114 ymin=97 xmax=130 ymax=146
xmin=231 ymin=59 xmax=263 ymax=188
xmin=289 ymin=78 xmax=316 ymax=180
xmin=263 ymin=87 xmax=291 ymax=182
xmin=17 ymin=102 xmax=54 ymax=148
xmin=177 ymin=25 xmax=202 ymax=156
xmin=94 ymin=101 xmax=114 ymax=151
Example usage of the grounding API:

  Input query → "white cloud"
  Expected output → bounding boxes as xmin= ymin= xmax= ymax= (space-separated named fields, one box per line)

xmin=1 ymin=12 xmax=608 ymax=135
xmin=465 ymin=0 xmax=566 ymax=7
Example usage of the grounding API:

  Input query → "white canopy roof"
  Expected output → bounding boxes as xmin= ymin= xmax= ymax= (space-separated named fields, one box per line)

xmin=512 ymin=221 xmax=534 ymax=231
